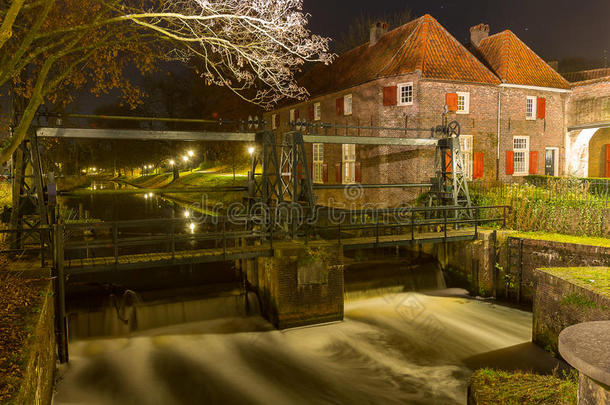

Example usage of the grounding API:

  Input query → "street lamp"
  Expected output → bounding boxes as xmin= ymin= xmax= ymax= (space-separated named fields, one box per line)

xmin=169 ymin=159 xmax=175 ymax=166
xmin=187 ymin=150 xmax=194 ymax=157
xmin=248 ymin=147 xmax=255 ymax=155
xmin=182 ymin=155 xmax=189 ymax=162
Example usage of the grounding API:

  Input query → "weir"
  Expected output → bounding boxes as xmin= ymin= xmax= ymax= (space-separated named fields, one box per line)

xmin=2 ymin=115 xmax=510 ymax=364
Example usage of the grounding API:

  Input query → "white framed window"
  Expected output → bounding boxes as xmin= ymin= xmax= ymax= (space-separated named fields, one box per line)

xmin=526 ymin=96 xmax=537 ymax=120
xmin=312 ymin=143 xmax=324 ymax=183
xmin=457 ymin=92 xmax=470 ymax=114
xmin=397 ymin=82 xmax=414 ymax=105
xmin=314 ymin=102 xmax=321 ymax=121
xmin=342 ymin=144 xmax=356 ymax=184
xmin=460 ymin=135 xmax=473 ymax=180
xmin=271 ymin=113 xmax=277 ymax=129
xmin=289 ymin=109 xmax=296 ymax=123
xmin=344 ymin=94 xmax=353 ymax=116
xmin=513 ymin=136 xmax=530 ymax=175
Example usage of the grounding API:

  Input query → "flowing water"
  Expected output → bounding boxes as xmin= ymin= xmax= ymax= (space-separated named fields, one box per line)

xmin=53 ymin=289 xmax=560 ymax=405
xmin=54 ymin=182 xmax=561 ymax=404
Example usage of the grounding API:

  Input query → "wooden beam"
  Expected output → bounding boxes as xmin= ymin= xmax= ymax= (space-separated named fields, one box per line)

xmin=36 ymin=127 xmax=257 ymax=142
xmin=302 ymin=134 xmax=438 ymax=146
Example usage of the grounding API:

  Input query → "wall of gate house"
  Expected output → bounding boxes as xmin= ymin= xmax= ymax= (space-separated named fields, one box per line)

xmin=264 ymin=75 xmax=568 ymax=207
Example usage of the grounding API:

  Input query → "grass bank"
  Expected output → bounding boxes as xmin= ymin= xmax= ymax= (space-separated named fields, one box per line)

xmin=539 ymin=267 xmax=610 ymax=297
xmin=119 ymin=167 xmax=249 ymax=209
xmin=469 ymin=368 xmax=577 ymax=405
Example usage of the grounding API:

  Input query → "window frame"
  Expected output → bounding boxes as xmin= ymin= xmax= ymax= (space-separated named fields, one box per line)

xmin=456 ymin=91 xmax=470 ymax=114
xmin=289 ymin=108 xmax=296 ymax=123
xmin=314 ymin=102 xmax=321 ymax=121
xmin=312 ymin=143 xmax=324 ymax=183
xmin=526 ymin=96 xmax=537 ymax=120
xmin=397 ymin=82 xmax=414 ymax=106
xmin=342 ymin=143 xmax=356 ymax=184
xmin=271 ymin=113 xmax=277 ymax=129
xmin=344 ymin=94 xmax=353 ymax=116
xmin=513 ymin=136 xmax=530 ymax=176
xmin=459 ymin=135 xmax=474 ymax=181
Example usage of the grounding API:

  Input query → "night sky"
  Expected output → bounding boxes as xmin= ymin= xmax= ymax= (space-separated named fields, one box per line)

xmin=304 ymin=0 xmax=610 ymax=62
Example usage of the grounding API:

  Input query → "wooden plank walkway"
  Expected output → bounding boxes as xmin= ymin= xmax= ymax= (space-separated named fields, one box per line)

xmin=64 ymin=228 xmax=477 ymax=274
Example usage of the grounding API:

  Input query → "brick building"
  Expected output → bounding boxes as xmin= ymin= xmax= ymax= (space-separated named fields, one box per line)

xmin=264 ymin=14 xmax=604 ymax=207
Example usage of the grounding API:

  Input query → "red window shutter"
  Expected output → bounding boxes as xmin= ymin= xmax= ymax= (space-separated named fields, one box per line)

xmin=506 ymin=151 xmax=515 ymax=175
xmin=336 ymin=97 xmax=344 ymax=116
xmin=274 ymin=114 xmax=280 ymax=128
xmin=537 ymin=98 xmax=546 ymax=119
xmin=445 ymin=151 xmax=452 ymax=173
xmin=297 ymin=163 xmax=303 ymax=180
xmin=335 ymin=163 xmax=341 ymax=182
xmin=308 ymin=105 xmax=314 ymax=121
xmin=473 ymin=152 xmax=484 ymax=179
xmin=529 ymin=151 xmax=539 ymax=174
xmin=605 ymin=145 xmax=610 ymax=178
xmin=383 ymin=86 xmax=397 ymax=106
xmin=446 ymin=93 xmax=458 ymax=112
xmin=322 ymin=163 xmax=328 ymax=183
xmin=294 ymin=109 xmax=299 ymax=121
xmin=355 ymin=162 xmax=362 ymax=183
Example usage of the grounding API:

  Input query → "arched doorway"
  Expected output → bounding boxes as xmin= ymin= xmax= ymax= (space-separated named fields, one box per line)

xmin=588 ymin=128 xmax=610 ymax=178
xmin=566 ymin=127 xmax=603 ymax=177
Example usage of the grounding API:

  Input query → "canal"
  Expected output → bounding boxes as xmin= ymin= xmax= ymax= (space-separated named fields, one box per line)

xmin=53 ymin=181 xmax=562 ymax=405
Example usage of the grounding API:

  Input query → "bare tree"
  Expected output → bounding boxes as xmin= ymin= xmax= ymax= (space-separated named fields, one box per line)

xmin=335 ymin=9 xmax=415 ymax=54
xmin=0 ymin=0 xmax=333 ymax=163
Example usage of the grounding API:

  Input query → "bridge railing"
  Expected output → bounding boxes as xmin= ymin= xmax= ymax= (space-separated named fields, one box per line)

xmin=299 ymin=205 xmax=510 ymax=245
xmin=58 ymin=215 xmax=270 ymax=268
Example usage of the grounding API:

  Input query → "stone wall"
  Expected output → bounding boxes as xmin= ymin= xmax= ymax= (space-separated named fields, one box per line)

xmin=249 ymin=242 xmax=344 ymax=329
xmin=533 ymin=269 xmax=610 ymax=355
xmin=407 ymin=231 xmax=610 ymax=308
xmin=11 ymin=281 xmax=56 ymax=405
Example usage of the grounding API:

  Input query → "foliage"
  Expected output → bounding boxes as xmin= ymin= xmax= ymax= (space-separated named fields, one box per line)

xmin=561 ymin=293 xmax=598 ymax=309
xmin=0 ymin=274 xmax=45 ymax=403
xmin=0 ymin=0 xmax=333 ymax=163
xmin=334 ymin=9 xmax=415 ymax=53
xmin=0 ymin=180 xmax=10 ymax=207
xmin=469 ymin=368 xmax=577 ymax=405
xmin=471 ymin=178 xmax=609 ymax=237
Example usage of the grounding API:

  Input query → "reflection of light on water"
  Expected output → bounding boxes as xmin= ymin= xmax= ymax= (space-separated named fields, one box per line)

xmin=189 ymin=222 xmax=196 ymax=233
xmin=53 ymin=290 xmax=555 ymax=405
xmin=184 ymin=210 xmax=190 ymax=218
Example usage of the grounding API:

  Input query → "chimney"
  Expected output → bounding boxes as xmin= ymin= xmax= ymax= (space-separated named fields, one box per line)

xmin=370 ymin=21 xmax=389 ymax=47
xmin=469 ymin=23 xmax=490 ymax=47
xmin=547 ymin=60 xmax=559 ymax=71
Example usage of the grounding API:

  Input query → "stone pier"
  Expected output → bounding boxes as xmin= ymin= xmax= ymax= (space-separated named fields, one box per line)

xmin=246 ymin=241 xmax=344 ymax=329
xmin=559 ymin=321 xmax=610 ymax=405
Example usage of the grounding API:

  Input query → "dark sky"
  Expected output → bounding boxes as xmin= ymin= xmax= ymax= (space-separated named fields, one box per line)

xmin=303 ymin=0 xmax=610 ymax=62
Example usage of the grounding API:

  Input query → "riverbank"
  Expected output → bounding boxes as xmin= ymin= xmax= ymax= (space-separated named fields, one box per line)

xmin=115 ymin=168 xmax=248 ymax=208
xmin=468 ymin=368 xmax=577 ymax=404
xmin=0 ymin=274 xmax=54 ymax=404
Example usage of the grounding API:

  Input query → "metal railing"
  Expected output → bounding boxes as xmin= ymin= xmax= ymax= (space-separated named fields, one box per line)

xmin=301 ymin=205 xmax=509 ymax=246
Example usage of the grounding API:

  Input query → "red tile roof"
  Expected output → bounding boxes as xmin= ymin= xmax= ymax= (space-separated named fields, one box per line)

xmin=475 ymin=30 xmax=570 ymax=89
xmin=562 ymin=68 xmax=610 ymax=85
xmin=299 ymin=14 xmax=500 ymax=98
